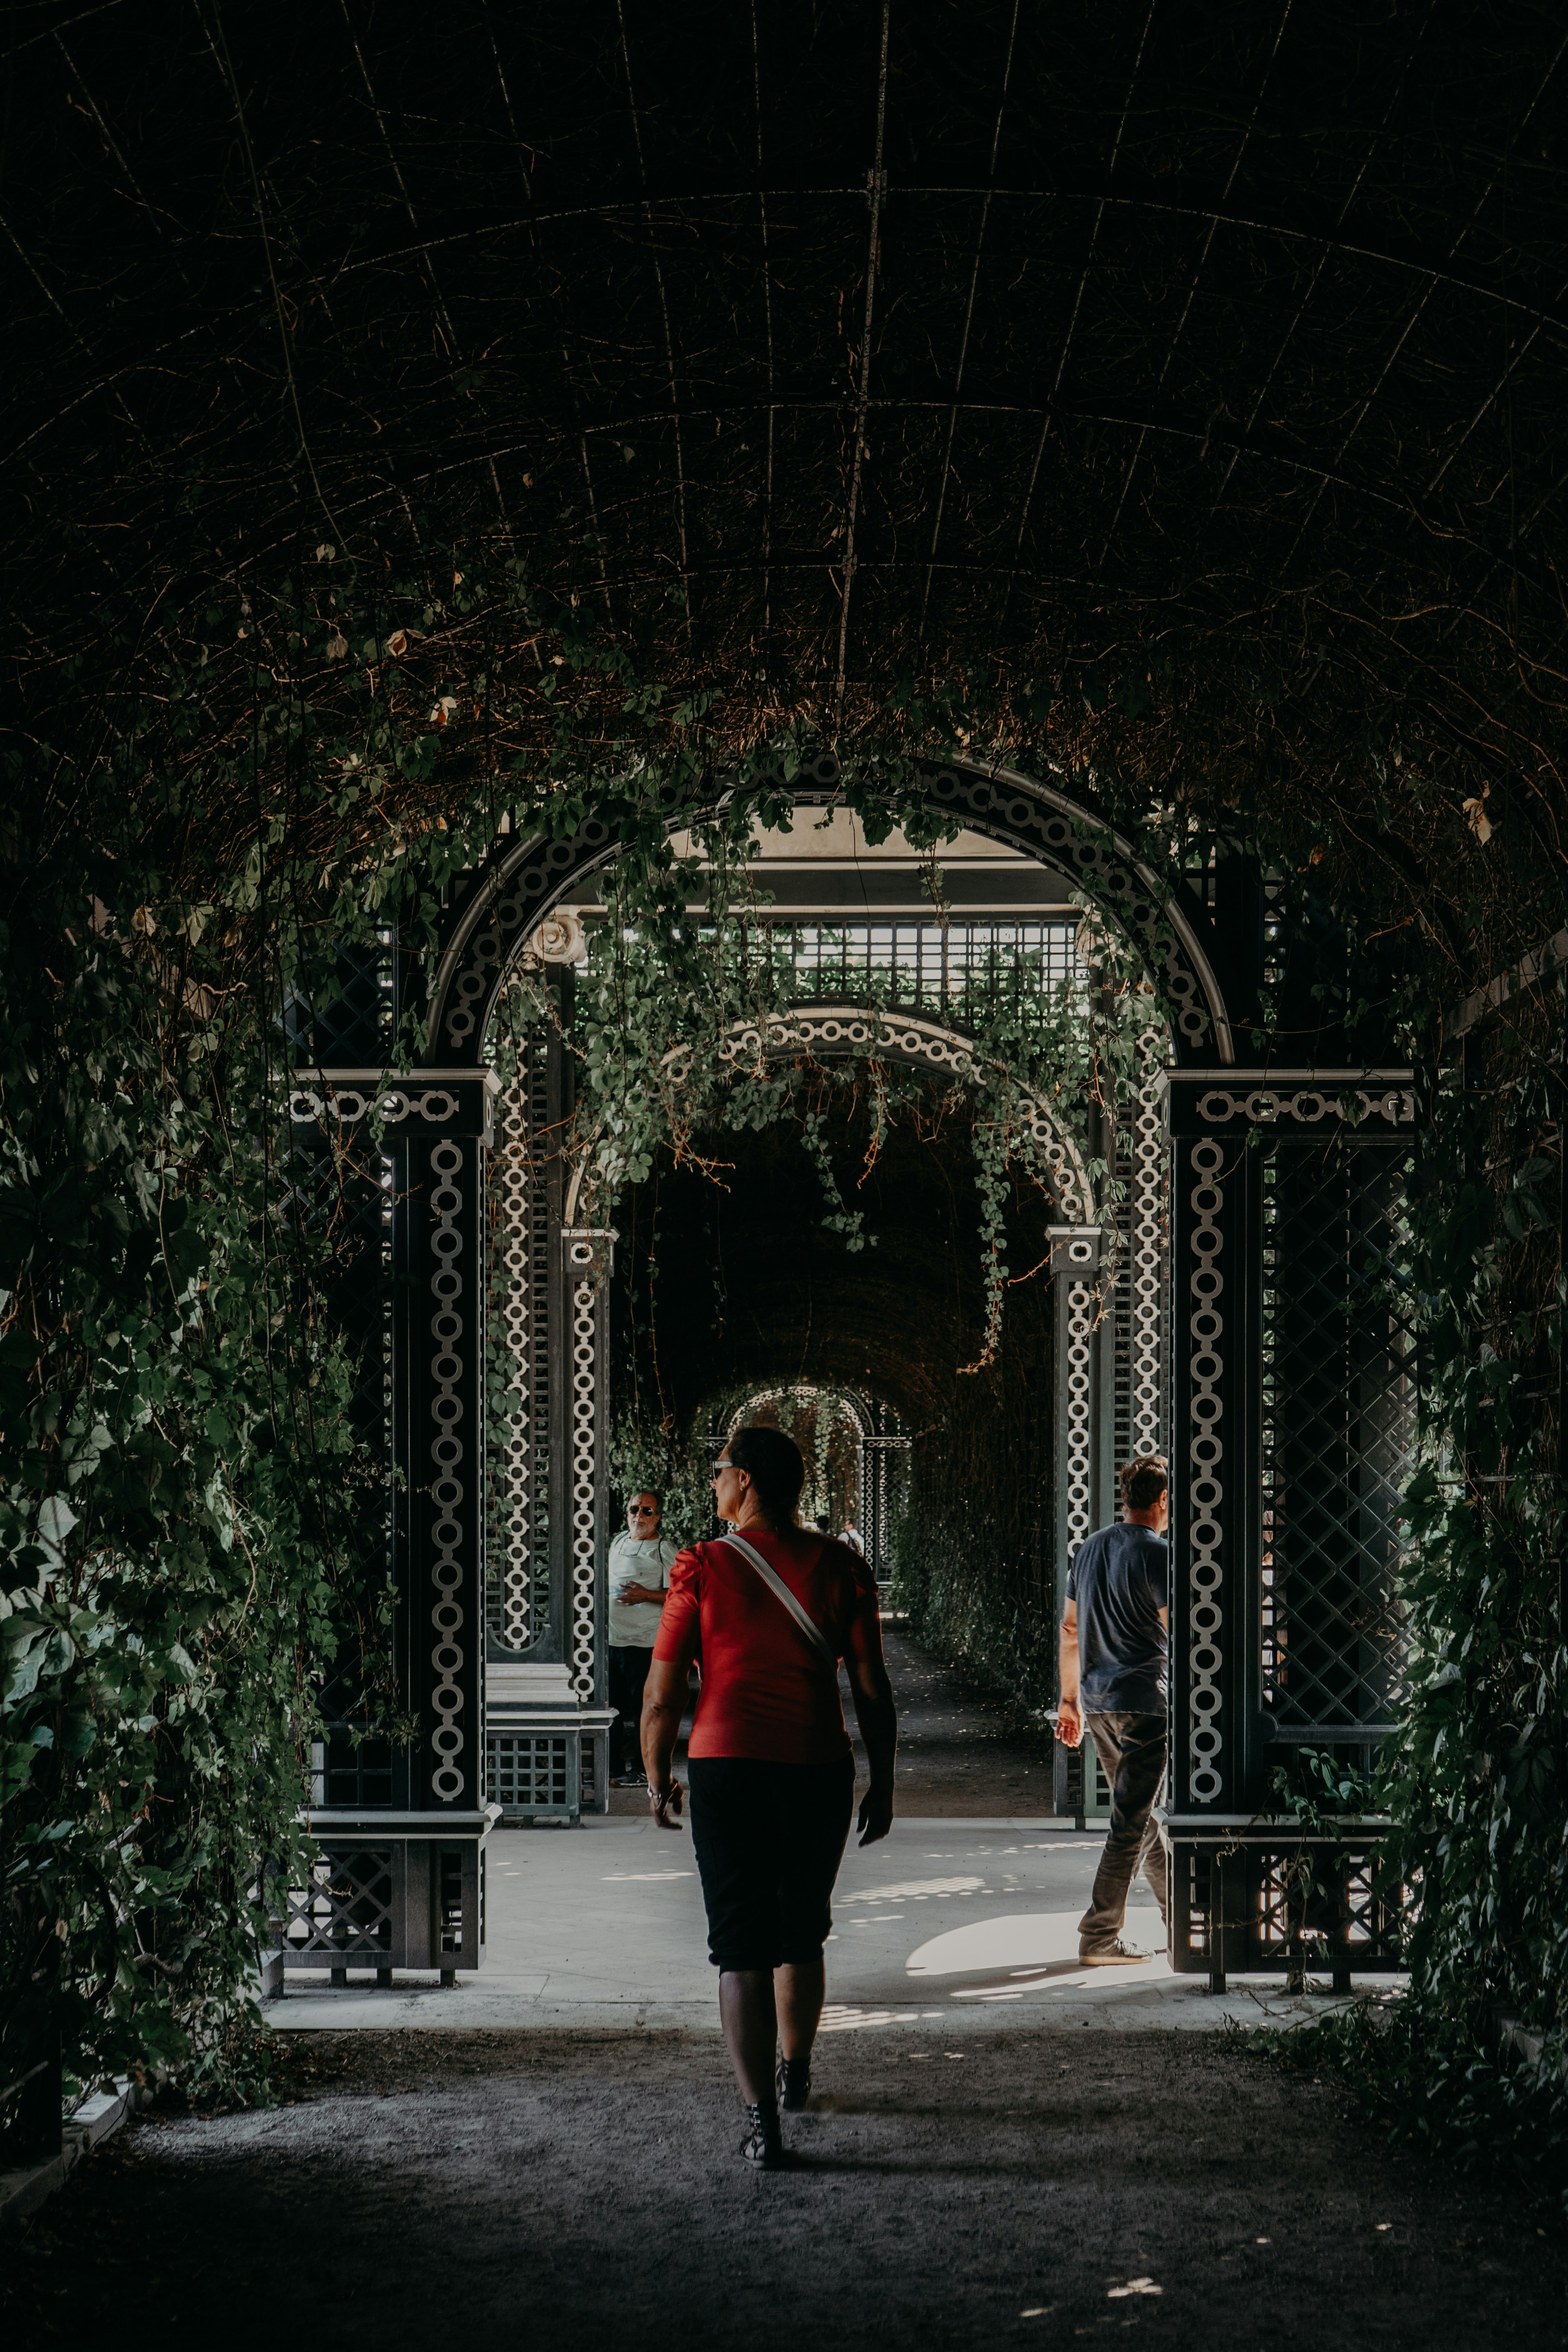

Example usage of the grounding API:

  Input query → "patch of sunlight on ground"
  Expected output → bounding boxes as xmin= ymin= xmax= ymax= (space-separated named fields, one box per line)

xmin=905 ymin=1911 xmax=1083 ymax=1976
xmin=840 ymin=1876 xmax=984 ymax=1904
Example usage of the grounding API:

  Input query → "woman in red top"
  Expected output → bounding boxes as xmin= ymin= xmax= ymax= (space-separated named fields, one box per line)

xmin=640 ymin=1423 xmax=897 ymax=2169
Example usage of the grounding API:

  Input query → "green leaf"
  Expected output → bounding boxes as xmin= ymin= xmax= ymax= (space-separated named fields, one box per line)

xmin=163 ymin=1224 xmax=205 ymax=1295
xmin=58 ymin=1710 xmax=97 ymax=1759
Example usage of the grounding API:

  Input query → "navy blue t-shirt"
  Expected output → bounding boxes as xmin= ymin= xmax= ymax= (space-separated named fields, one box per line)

xmin=1066 ymin=1522 xmax=1169 ymax=1715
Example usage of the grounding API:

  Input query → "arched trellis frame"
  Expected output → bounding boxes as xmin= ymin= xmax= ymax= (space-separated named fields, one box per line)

xmin=526 ymin=995 xmax=1116 ymax=1672
xmin=653 ymin=1001 xmax=1098 ymax=1225
xmin=295 ymin=756 xmax=1415 ymax=1986
xmin=717 ymin=1382 xmax=877 ymax=1539
xmin=427 ymin=755 xmax=1236 ymax=1069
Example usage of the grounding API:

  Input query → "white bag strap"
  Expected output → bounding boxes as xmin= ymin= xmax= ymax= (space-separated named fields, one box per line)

xmin=719 ymin=1534 xmax=836 ymax=1667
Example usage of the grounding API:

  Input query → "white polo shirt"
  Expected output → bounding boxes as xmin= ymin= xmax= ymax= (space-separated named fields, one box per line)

xmin=607 ymin=1530 xmax=678 ymax=1647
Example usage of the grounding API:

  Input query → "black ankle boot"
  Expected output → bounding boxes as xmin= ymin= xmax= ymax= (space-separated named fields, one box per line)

xmin=739 ymin=2099 xmax=786 ymax=2166
xmin=776 ymin=2055 xmax=812 ymax=2113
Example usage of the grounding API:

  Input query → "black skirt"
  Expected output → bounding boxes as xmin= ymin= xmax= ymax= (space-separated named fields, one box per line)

xmin=687 ymin=1755 xmax=856 ymax=1971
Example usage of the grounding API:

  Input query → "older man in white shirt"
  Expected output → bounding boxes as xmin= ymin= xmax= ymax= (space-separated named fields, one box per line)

xmin=607 ymin=1489 xmax=678 ymax=1784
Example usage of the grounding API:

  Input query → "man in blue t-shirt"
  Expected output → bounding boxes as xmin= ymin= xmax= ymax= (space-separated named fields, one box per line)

xmin=1058 ymin=1456 xmax=1170 ymax=1963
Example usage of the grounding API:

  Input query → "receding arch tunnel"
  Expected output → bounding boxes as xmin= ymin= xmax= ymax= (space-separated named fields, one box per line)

xmin=611 ymin=1074 xmax=1056 ymax=1433
xmin=12 ymin=0 xmax=1564 ymax=2305
xmin=608 ymin=1070 xmax=1066 ymax=1695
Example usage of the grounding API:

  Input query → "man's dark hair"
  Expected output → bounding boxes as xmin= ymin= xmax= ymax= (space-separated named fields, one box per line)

xmin=1119 ymin=1455 xmax=1168 ymax=1513
xmin=726 ymin=1425 xmax=805 ymax=1526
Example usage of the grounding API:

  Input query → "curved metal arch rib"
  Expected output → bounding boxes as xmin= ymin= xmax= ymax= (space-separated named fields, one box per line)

xmin=666 ymin=1003 xmax=1099 ymax=1225
xmin=559 ymin=999 xmax=1098 ymax=1227
xmin=717 ymin=1382 xmax=875 ymax=1440
xmin=429 ymin=754 xmax=1233 ymax=1070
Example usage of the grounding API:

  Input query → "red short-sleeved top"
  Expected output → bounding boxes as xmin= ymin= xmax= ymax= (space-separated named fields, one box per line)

xmin=653 ymin=1528 xmax=885 ymax=1764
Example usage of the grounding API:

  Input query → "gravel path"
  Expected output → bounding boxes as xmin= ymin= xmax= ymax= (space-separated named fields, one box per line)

xmin=9 ymin=2026 xmax=1563 ymax=2350
xmin=12 ymin=1627 xmax=1552 ymax=2348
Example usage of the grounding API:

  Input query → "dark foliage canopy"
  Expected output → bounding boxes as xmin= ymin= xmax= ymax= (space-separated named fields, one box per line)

xmin=5 ymin=0 xmax=1567 ymax=899
xmin=615 ymin=1089 xmax=1050 ymax=1429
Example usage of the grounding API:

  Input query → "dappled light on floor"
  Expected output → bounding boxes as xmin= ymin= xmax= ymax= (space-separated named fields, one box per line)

xmin=905 ymin=1909 xmax=1083 ymax=1976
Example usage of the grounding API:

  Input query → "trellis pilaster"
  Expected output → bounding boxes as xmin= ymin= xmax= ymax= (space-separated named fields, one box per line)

xmin=283 ymin=1067 xmax=501 ymax=1983
xmin=394 ymin=1078 xmax=501 ymax=1817
xmin=482 ymin=1023 xmax=616 ymax=1821
xmin=1128 ymin=1023 xmax=1168 ymax=1464
xmin=488 ymin=1045 xmax=554 ymax=1658
xmin=559 ymin=1227 xmax=615 ymax=1710
xmin=1049 ymin=1227 xmax=1115 ymax=1593
xmin=1164 ymin=1091 xmax=1257 ymax=1822
xmin=1162 ymin=1069 xmax=1415 ymax=1986
xmin=1051 ymin=1225 xmax=1117 ymax=1821
xmin=861 ymin=1428 xmax=912 ymax=1580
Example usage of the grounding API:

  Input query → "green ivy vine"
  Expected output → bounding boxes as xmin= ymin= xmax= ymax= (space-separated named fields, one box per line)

xmin=5 ymin=509 xmax=1560 ymax=2188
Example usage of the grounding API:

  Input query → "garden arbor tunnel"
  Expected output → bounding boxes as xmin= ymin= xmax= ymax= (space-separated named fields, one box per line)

xmin=611 ymin=1064 xmax=1048 ymax=1581
xmin=290 ymin=754 xmax=1416 ymax=1989
xmin=9 ymin=0 xmax=1538 ymax=2018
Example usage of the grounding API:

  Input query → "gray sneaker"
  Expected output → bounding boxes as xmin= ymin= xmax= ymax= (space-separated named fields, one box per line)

xmin=1078 ymin=1937 xmax=1150 ymax=1966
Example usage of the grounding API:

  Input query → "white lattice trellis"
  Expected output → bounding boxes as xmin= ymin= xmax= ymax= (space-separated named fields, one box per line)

xmin=1130 ymin=1025 xmax=1166 ymax=1460
xmin=1185 ymin=1137 xmax=1226 ymax=1805
xmin=563 ymin=1230 xmax=613 ymax=1701
xmin=427 ymin=1137 xmax=468 ymax=1803
xmin=664 ymin=1005 xmax=1095 ymax=1222
xmin=1063 ymin=1276 xmax=1095 ymax=1552
xmin=490 ymin=1065 xmax=539 ymax=1650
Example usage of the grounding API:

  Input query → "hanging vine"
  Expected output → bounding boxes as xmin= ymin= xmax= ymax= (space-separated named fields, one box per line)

xmin=499 ymin=873 xmax=1153 ymax=1384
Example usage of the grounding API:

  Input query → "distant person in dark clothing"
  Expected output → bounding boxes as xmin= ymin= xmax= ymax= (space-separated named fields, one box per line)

xmin=1056 ymin=1455 xmax=1170 ymax=1964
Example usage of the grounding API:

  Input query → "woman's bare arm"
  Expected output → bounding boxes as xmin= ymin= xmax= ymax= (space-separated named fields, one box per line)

xmin=640 ymin=1656 xmax=688 ymax=1830
xmin=844 ymin=1632 xmax=897 ymax=1846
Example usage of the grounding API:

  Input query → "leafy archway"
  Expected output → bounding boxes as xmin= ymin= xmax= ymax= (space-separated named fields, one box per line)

xmin=433 ymin=753 xmax=1232 ymax=1070
xmin=1 ymin=0 xmax=1563 ymax=2155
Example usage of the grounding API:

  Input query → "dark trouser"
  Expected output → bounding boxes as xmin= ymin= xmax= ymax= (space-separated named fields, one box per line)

xmin=688 ymin=1756 xmax=856 ymax=1971
xmin=608 ymin=1645 xmax=654 ymax=1776
xmin=1078 ymin=1711 xmax=1170 ymax=1953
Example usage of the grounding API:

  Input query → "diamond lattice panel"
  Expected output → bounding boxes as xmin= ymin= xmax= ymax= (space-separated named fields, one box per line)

xmin=1262 ymin=1141 xmax=1415 ymax=1728
xmin=312 ymin=938 xmax=395 ymax=1066
xmin=282 ymin=1848 xmax=394 ymax=1957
